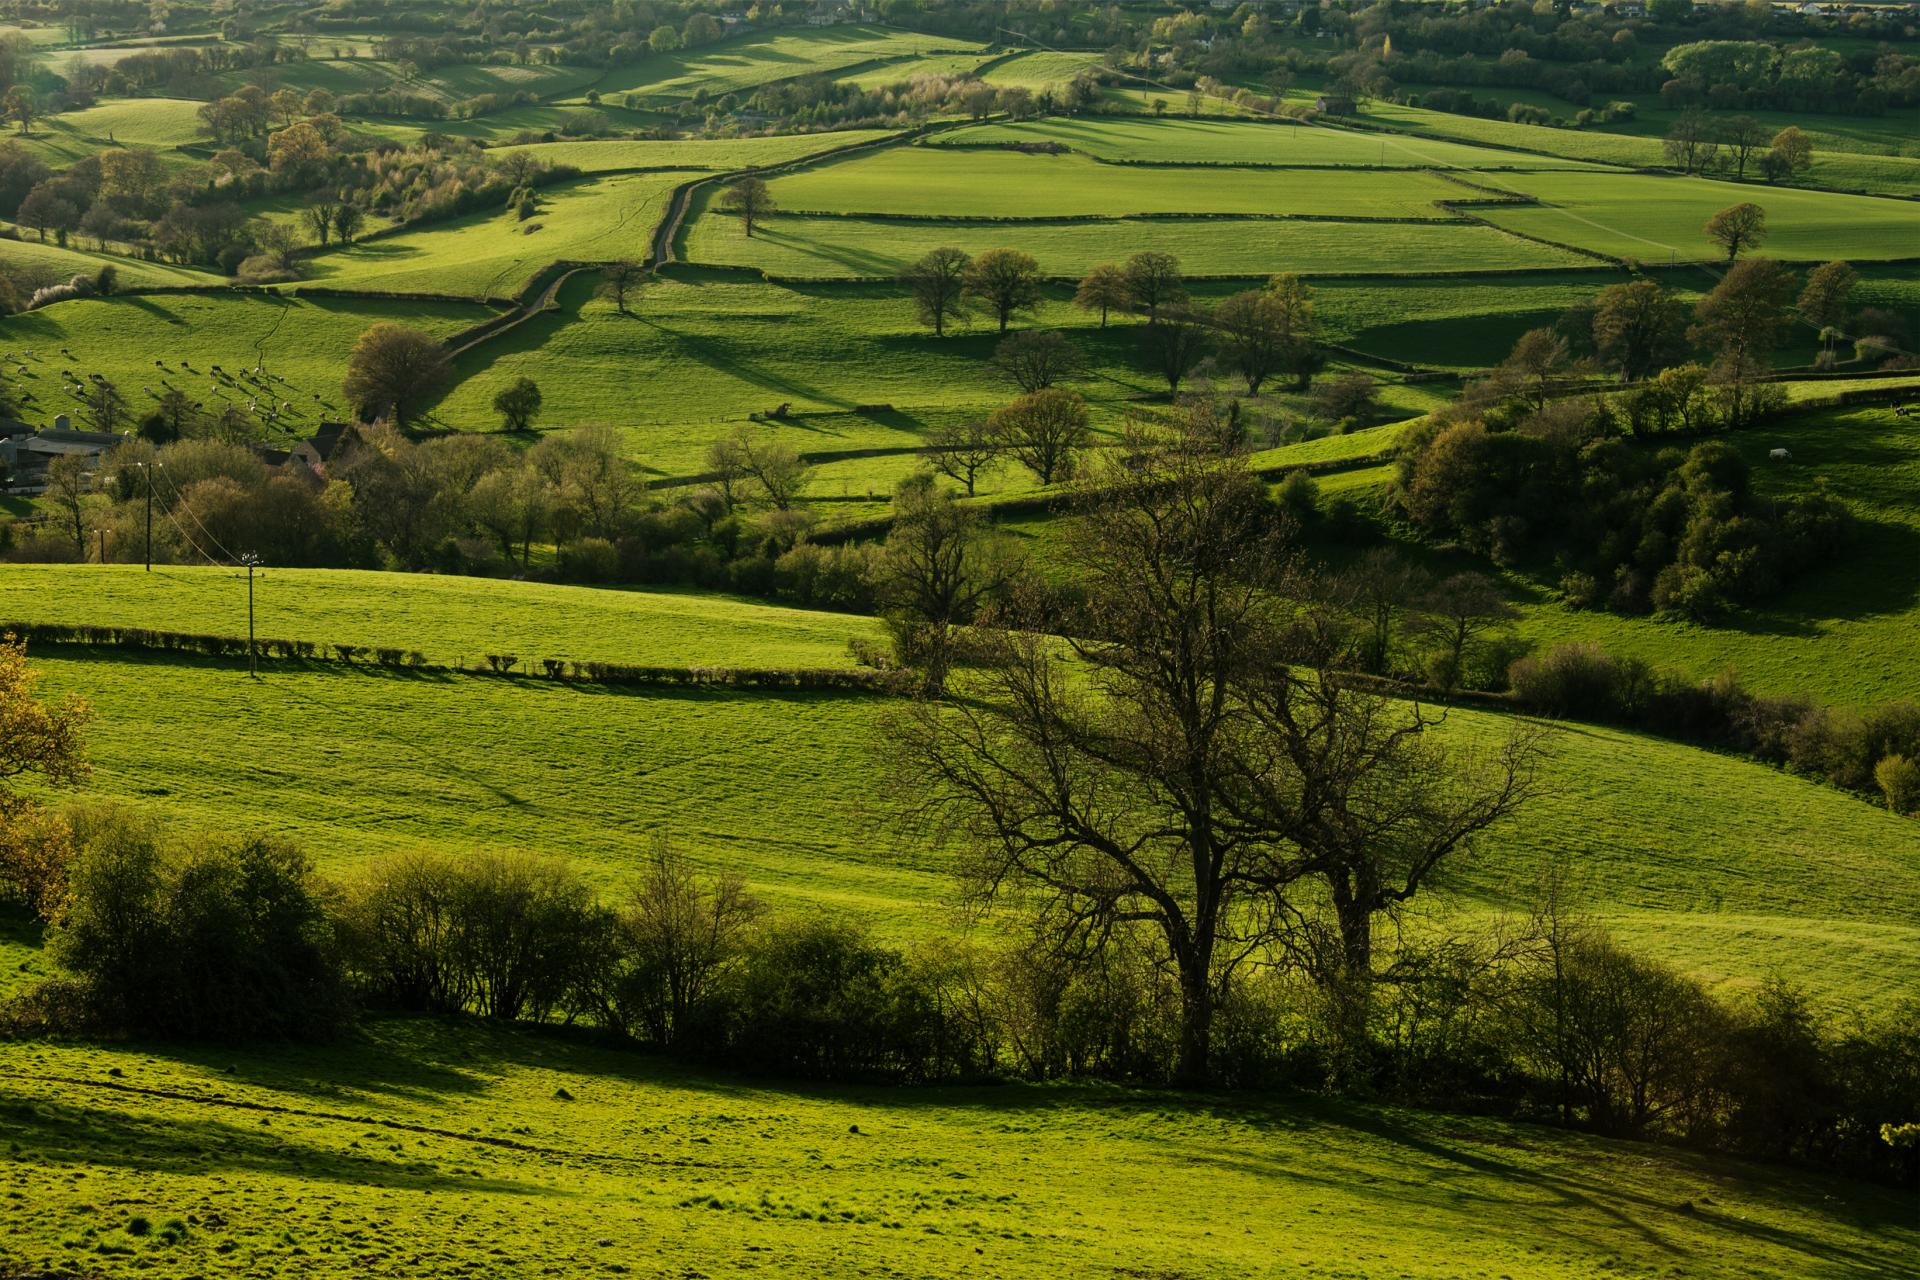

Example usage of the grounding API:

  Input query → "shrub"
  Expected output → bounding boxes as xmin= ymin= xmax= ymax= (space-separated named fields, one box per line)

xmin=1875 ymin=753 xmax=1920 ymax=815
xmin=1507 ymin=642 xmax=1653 ymax=722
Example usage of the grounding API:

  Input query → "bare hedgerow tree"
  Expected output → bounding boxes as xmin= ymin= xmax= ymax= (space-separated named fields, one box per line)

xmin=925 ymin=418 xmax=1003 ymax=497
xmin=876 ymin=474 xmax=1020 ymax=696
xmin=717 ymin=176 xmax=774 ymax=237
xmin=991 ymin=329 xmax=1084 ymax=394
xmin=600 ymin=258 xmax=645 ymax=314
xmin=893 ymin=426 xmax=1540 ymax=1082
xmin=988 ymin=388 xmax=1089 ymax=486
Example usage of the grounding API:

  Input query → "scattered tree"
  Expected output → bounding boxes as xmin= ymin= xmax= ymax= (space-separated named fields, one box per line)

xmin=1705 ymin=202 xmax=1768 ymax=264
xmin=600 ymin=259 xmax=645 ymax=314
xmin=989 ymin=389 xmax=1090 ymax=486
xmin=901 ymin=247 xmax=970 ymax=338
xmin=925 ymin=419 xmax=1003 ymax=498
xmin=342 ymin=322 xmax=454 ymax=428
xmin=1690 ymin=257 xmax=1796 ymax=361
xmin=1074 ymin=263 xmax=1130 ymax=328
xmin=963 ymin=248 xmax=1043 ymax=335
xmin=717 ymin=176 xmax=775 ymax=237
xmin=991 ymin=329 xmax=1083 ymax=393
xmin=1142 ymin=310 xmax=1210 ymax=394
xmin=877 ymin=475 xmax=1016 ymax=696
xmin=1123 ymin=251 xmax=1187 ymax=325
xmin=492 ymin=377 xmax=543 ymax=433
xmin=1593 ymin=279 xmax=1690 ymax=382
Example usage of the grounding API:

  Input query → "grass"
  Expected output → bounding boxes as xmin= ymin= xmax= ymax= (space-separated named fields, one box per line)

xmin=23 ymin=638 xmax=1920 ymax=1003
xmin=0 ymin=565 xmax=883 ymax=670
xmin=832 ymin=50 xmax=1001 ymax=89
xmin=1480 ymin=171 xmax=1920 ymax=264
xmin=491 ymin=128 xmax=896 ymax=174
xmin=685 ymin=210 xmax=1597 ymax=279
xmin=298 ymin=171 xmax=697 ymax=297
xmin=5 ymin=1016 xmax=1913 ymax=1280
xmin=932 ymin=115 xmax=1603 ymax=170
xmin=0 ymin=234 xmax=221 ymax=289
xmin=220 ymin=57 xmax=600 ymax=106
xmin=0 ymin=293 xmax=494 ymax=437
xmin=580 ymin=26 xmax=985 ymax=105
xmin=763 ymin=145 xmax=1478 ymax=218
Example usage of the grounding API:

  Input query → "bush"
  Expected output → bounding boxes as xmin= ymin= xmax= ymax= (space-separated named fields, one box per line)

xmin=1507 ymin=642 xmax=1653 ymax=722
xmin=41 ymin=809 xmax=347 ymax=1040
xmin=1875 ymin=753 xmax=1920 ymax=815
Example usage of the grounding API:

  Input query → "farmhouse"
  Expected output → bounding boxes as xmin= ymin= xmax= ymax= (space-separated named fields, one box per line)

xmin=1315 ymin=95 xmax=1356 ymax=115
xmin=0 ymin=418 xmax=130 ymax=493
xmin=288 ymin=422 xmax=366 ymax=479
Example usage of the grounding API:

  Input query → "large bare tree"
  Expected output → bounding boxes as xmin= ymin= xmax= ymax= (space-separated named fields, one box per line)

xmin=895 ymin=425 xmax=1539 ymax=1083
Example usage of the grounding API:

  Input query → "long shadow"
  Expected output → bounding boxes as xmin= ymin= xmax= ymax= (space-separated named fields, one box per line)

xmin=623 ymin=312 xmax=856 ymax=409
xmin=119 ymin=295 xmax=188 ymax=325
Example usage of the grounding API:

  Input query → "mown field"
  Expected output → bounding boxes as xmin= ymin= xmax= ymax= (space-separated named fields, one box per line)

xmin=298 ymin=171 xmax=697 ymax=297
xmin=492 ymin=128 xmax=895 ymax=174
xmin=3 ymin=1018 xmax=1913 ymax=1280
xmin=578 ymin=26 xmax=985 ymax=105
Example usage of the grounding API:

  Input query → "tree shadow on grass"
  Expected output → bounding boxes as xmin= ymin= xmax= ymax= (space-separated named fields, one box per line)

xmin=622 ymin=312 xmax=855 ymax=409
xmin=1 ymin=1092 xmax=544 ymax=1196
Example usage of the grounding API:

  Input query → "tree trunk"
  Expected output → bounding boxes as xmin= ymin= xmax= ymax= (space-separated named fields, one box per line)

xmin=1176 ymin=963 xmax=1213 ymax=1086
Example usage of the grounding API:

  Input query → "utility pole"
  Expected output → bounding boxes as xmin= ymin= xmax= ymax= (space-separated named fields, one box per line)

xmin=138 ymin=461 xmax=155 ymax=572
xmin=240 ymin=551 xmax=262 ymax=678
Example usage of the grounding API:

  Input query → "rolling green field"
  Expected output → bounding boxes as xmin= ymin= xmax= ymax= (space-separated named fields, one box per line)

xmin=299 ymin=171 xmax=696 ymax=297
xmin=932 ymin=115 xmax=1604 ymax=170
xmin=220 ymin=57 xmax=600 ymax=106
xmin=21 ymin=636 xmax=1920 ymax=1003
xmin=580 ymin=26 xmax=986 ymax=105
xmin=0 ymin=234 xmax=221 ymax=288
xmin=3 ymin=1017 xmax=1913 ymax=1280
xmin=492 ymin=128 xmax=895 ymax=174
xmin=832 ymin=50 xmax=1000 ymax=88
xmin=1482 ymin=171 xmax=1920 ymax=264
xmin=683 ymin=207 xmax=1597 ymax=279
xmin=0 ymin=293 xmax=494 ymax=432
xmin=763 ymin=146 xmax=1476 ymax=218
xmin=0 ymin=566 xmax=882 ymax=670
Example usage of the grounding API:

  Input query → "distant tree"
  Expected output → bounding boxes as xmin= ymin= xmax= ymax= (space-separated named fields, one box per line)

xmin=530 ymin=424 xmax=645 ymax=541
xmin=648 ymin=24 xmax=681 ymax=52
xmin=267 ymin=121 xmax=331 ymax=184
xmin=45 ymin=454 xmax=93 ymax=558
xmin=727 ymin=426 xmax=811 ymax=510
xmin=492 ymin=377 xmax=543 ymax=433
xmin=1690 ymin=257 xmax=1796 ymax=361
xmin=703 ymin=433 xmax=750 ymax=514
xmin=303 ymin=199 xmax=340 ymax=246
xmin=991 ymin=329 xmax=1083 ymax=393
xmin=269 ymin=88 xmax=304 ymax=128
xmin=1415 ymin=571 xmax=1517 ymax=693
xmin=717 ymin=176 xmax=774 ymax=237
xmin=0 ymin=633 xmax=91 ymax=806
xmin=470 ymin=465 xmax=554 ymax=567
xmin=1717 ymin=115 xmax=1770 ymax=180
xmin=877 ymin=475 xmax=1016 ymax=696
xmin=16 ymin=185 xmax=76 ymax=243
xmin=1501 ymin=327 xmax=1573 ymax=413
xmin=989 ymin=389 xmax=1090 ymax=486
xmin=1705 ymin=202 xmax=1767 ymax=263
xmin=1073 ymin=262 xmax=1130 ymax=328
xmin=1592 ymin=279 xmax=1690 ymax=381
xmin=1211 ymin=283 xmax=1316 ymax=395
xmin=1662 ymin=108 xmax=1718 ymax=175
xmin=342 ymin=322 xmax=453 ymax=428
xmin=901 ymin=247 xmax=970 ymax=337
xmin=81 ymin=377 xmax=129 ymax=433
xmin=963 ymin=248 xmax=1043 ymax=335
xmin=1796 ymin=260 xmax=1858 ymax=339
xmin=925 ymin=418 xmax=1003 ymax=498
xmin=1311 ymin=372 xmax=1381 ymax=426
xmin=1764 ymin=125 xmax=1813 ymax=183
xmin=332 ymin=203 xmax=366 ymax=244
xmin=4 ymin=85 xmax=36 ymax=135
xmin=600 ymin=259 xmax=645 ymax=314
xmin=1123 ymin=251 xmax=1187 ymax=325
xmin=1142 ymin=310 xmax=1210 ymax=394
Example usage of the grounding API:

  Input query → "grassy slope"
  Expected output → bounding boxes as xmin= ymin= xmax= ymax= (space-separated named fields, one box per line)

xmin=299 ymin=171 xmax=696 ymax=297
xmin=491 ymin=128 xmax=895 ymax=174
xmin=765 ymin=146 xmax=1475 ymax=218
xmin=0 ymin=293 xmax=494 ymax=436
xmin=0 ymin=234 xmax=220 ymax=288
xmin=581 ymin=26 xmax=984 ymax=104
xmin=3 ymin=1018 xmax=1913 ymax=1280
xmin=26 ymin=643 xmax=1920 ymax=1002
xmin=0 ymin=565 xmax=883 ymax=670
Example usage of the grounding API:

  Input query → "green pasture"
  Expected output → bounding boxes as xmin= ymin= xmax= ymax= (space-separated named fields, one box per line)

xmin=977 ymin=49 xmax=1105 ymax=91
xmin=579 ymin=26 xmax=982 ymax=105
xmin=7 ymin=1019 xmax=1912 ymax=1280
xmin=1314 ymin=270 xmax=1639 ymax=370
xmin=1483 ymin=171 xmax=1920 ymax=264
xmin=832 ymin=50 xmax=1000 ymax=89
xmin=683 ymin=207 xmax=1597 ymax=279
xmin=492 ymin=128 xmax=894 ymax=174
xmin=431 ymin=270 xmax=1147 ymax=474
xmin=346 ymin=104 xmax=667 ymax=148
xmin=39 ymin=98 xmax=206 ymax=148
xmin=21 ymin=634 xmax=1920 ymax=1003
xmin=221 ymin=57 xmax=599 ymax=106
xmin=764 ymin=146 xmax=1474 ymax=218
xmin=0 ymin=293 xmax=493 ymax=434
xmin=0 ymin=566 xmax=882 ymax=671
xmin=299 ymin=170 xmax=694 ymax=297
xmin=0 ymin=235 xmax=219 ymax=289
xmin=932 ymin=115 xmax=1602 ymax=171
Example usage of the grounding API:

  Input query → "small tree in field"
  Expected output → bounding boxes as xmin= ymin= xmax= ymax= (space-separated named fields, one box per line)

xmin=926 ymin=418 xmax=1003 ymax=497
xmin=493 ymin=377 xmax=543 ymax=432
xmin=1705 ymin=203 xmax=1767 ymax=264
xmin=963 ymin=249 xmax=1043 ymax=335
xmin=1074 ymin=263 xmax=1130 ymax=328
xmin=992 ymin=329 xmax=1083 ymax=393
xmin=989 ymin=389 xmax=1089 ymax=486
xmin=718 ymin=176 xmax=774 ymax=237
xmin=901 ymin=247 xmax=970 ymax=337
xmin=342 ymin=323 xmax=453 ymax=428
xmin=1123 ymin=251 xmax=1186 ymax=324
xmin=600 ymin=259 xmax=645 ymax=314
xmin=0 ymin=634 xmax=91 ymax=914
